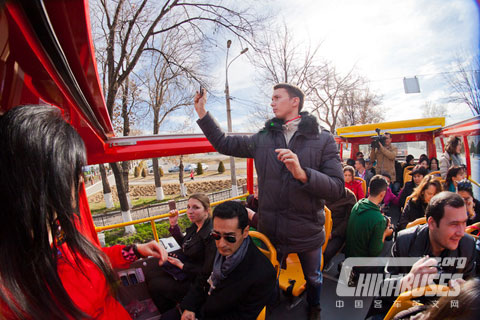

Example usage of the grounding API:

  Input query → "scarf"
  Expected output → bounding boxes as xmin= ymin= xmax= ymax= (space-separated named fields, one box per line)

xmin=282 ymin=116 xmax=301 ymax=145
xmin=207 ymin=237 xmax=250 ymax=295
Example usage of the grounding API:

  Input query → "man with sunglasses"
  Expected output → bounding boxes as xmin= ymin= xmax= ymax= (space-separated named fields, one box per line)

xmin=194 ymin=84 xmax=344 ymax=319
xmin=180 ymin=201 xmax=276 ymax=320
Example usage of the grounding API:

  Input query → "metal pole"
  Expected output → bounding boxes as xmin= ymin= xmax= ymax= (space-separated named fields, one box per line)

xmin=224 ymin=41 xmax=248 ymax=197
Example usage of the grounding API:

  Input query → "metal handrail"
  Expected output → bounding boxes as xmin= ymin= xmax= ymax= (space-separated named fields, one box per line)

xmin=95 ymin=193 xmax=249 ymax=242
xmin=468 ymin=176 xmax=480 ymax=188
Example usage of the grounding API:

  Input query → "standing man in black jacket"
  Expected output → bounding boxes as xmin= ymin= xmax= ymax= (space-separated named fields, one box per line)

xmin=193 ymin=84 xmax=344 ymax=319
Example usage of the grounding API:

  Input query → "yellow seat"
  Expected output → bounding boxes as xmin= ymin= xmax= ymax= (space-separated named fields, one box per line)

xmin=354 ymin=176 xmax=367 ymax=197
xmin=465 ymin=222 xmax=480 ymax=240
xmin=403 ymin=165 xmax=414 ymax=187
xmin=405 ymin=217 xmax=426 ymax=229
xmin=383 ymin=285 xmax=450 ymax=320
xmin=248 ymin=231 xmax=280 ymax=320
xmin=278 ymin=206 xmax=332 ymax=297
xmin=249 ymin=230 xmax=280 ymax=277
xmin=428 ymin=170 xmax=440 ymax=176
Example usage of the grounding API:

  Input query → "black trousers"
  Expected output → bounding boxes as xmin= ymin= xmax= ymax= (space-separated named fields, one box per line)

xmin=145 ymin=267 xmax=192 ymax=313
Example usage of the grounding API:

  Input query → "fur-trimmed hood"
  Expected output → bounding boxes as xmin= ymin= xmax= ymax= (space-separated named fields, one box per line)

xmin=262 ymin=111 xmax=320 ymax=136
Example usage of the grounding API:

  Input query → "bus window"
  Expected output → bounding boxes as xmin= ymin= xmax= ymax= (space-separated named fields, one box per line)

xmin=435 ymin=137 xmax=444 ymax=156
xmin=342 ymin=143 xmax=352 ymax=160
xmin=358 ymin=144 xmax=370 ymax=159
xmin=392 ymin=141 xmax=427 ymax=161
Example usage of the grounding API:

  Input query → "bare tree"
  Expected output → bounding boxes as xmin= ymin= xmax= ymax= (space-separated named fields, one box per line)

xmin=145 ymin=27 xmax=202 ymax=200
xmin=308 ymin=65 xmax=364 ymax=133
xmin=422 ymin=101 xmax=448 ymax=119
xmin=338 ymin=87 xmax=384 ymax=127
xmin=248 ymin=22 xmax=323 ymax=127
xmin=445 ymin=54 xmax=480 ymax=116
xmin=179 ymin=155 xmax=186 ymax=197
xmin=91 ymin=0 xmax=265 ymax=230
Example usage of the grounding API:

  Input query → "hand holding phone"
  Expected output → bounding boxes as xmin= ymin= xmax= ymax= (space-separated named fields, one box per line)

xmin=199 ymin=85 xmax=204 ymax=97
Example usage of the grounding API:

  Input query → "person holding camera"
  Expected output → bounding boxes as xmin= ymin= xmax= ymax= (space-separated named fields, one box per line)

xmin=369 ymin=132 xmax=398 ymax=184
xmin=345 ymin=175 xmax=394 ymax=258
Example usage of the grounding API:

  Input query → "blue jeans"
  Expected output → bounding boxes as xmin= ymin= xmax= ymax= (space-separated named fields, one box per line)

xmin=297 ymin=247 xmax=323 ymax=307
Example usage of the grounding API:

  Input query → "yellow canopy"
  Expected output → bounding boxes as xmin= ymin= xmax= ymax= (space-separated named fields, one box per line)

xmin=336 ymin=118 xmax=445 ymax=138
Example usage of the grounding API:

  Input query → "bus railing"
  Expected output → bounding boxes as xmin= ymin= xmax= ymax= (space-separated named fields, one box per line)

xmin=94 ymin=193 xmax=249 ymax=243
xmin=469 ymin=176 xmax=480 ymax=188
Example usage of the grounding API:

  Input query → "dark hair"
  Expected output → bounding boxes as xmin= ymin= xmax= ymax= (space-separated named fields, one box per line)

xmin=369 ymin=175 xmax=388 ymax=197
xmin=213 ymin=201 xmax=248 ymax=230
xmin=356 ymin=151 xmax=364 ymax=158
xmin=418 ymin=154 xmax=429 ymax=166
xmin=429 ymin=157 xmax=439 ymax=170
xmin=0 ymin=105 xmax=116 ymax=319
xmin=457 ymin=179 xmax=474 ymax=198
xmin=356 ymin=158 xmax=366 ymax=168
xmin=445 ymin=136 xmax=461 ymax=155
xmin=346 ymin=158 xmax=355 ymax=167
xmin=384 ymin=132 xmax=392 ymax=138
xmin=273 ymin=83 xmax=305 ymax=112
xmin=445 ymin=166 xmax=465 ymax=189
xmin=405 ymin=154 xmax=414 ymax=165
xmin=343 ymin=165 xmax=355 ymax=176
xmin=426 ymin=191 xmax=466 ymax=226
xmin=411 ymin=175 xmax=442 ymax=203
xmin=423 ymin=278 xmax=480 ymax=320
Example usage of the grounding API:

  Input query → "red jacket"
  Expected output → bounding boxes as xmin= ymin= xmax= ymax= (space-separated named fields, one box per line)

xmin=345 ymin=180 xmax=365 ymax=200
xmin=1 ymin=185 xmax=133 ymax=319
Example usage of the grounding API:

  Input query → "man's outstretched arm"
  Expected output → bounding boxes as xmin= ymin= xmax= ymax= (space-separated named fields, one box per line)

xmin=194 ymin=89 xmax=256 ymax=159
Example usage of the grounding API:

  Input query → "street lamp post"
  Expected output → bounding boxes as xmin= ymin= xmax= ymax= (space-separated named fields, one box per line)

xmin=225 ymin=40 xmax=248 ymax=197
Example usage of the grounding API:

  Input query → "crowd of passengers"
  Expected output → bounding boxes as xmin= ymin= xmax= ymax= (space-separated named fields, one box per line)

xmin=2 ymin=90 xmax=480 ymax=320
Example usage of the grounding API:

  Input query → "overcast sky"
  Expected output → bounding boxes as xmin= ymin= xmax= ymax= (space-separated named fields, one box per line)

xmin=194 ymin=0 xmax=479 ymax=134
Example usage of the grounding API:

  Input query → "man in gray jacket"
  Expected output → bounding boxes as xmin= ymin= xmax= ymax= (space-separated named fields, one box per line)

xmin=193 ymin=83 xmax=344 ymax=319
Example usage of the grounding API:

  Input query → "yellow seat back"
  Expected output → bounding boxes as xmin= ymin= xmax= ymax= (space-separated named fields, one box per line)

xmin=383 ymin=285 xmax=450 ymax=320
xmin=403 ymin=165 xmax=414 ymax=187
xmin=465 ymin=222 xmax=480 ymax=240
xmin=428 ymin=170 xmax=440 ymax=176
xmin=405 ymin=217 xmax=426 ymax=229
xmin=354 ymin=176 xmax=367 ymax=197
xmin=249 ymin=230 xmax=280 ymax=277
xmin=322 ymin=206 xmax=333 ymax=270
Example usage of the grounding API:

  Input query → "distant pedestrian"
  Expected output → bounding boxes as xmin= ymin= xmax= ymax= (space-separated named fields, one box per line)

xmin=190 ymin=169 xmax=195 ymax=180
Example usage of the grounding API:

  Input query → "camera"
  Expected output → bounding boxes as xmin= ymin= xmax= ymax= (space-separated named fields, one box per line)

xmin=371 ymin=128 xmax=387 ymax=149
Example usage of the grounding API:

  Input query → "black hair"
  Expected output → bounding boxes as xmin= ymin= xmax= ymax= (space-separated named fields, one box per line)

xmin=273 ymin=83 xmax=305 ymax=112
xmin=426 ymin=191 xmax=466 ymax=226
xmin=445 ymin=166 xmax=465 ymax=188
xmin=457 ymin=179 xmax=474 ymax=198
xmin=356 ymin=158 xmax=366 ymax=168
xmin=213 ymin=201 xmax=249 ymax=230
xmin=406 ymin=154 xmax=414 ymax=165
xmin=369 ymin=175 xmax=388 ymax=197
xmin=346 ymin=158 xmax=355 ymax=167
xmin=429 ymin=157 xmax=439 ymax=170
xmin=0 ymin=105 xmax=116 ymax=319
xmin=356 ymin=151 xmax=364 ymax=157
xmin=418 ymin=154 xmax=429 ymax=166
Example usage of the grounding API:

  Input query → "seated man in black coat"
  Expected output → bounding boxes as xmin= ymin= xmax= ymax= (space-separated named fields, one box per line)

xmin=368 ymin=192 xmax=476 ymax=318
xmin=181 ymin=201 xmax=276 ymax=320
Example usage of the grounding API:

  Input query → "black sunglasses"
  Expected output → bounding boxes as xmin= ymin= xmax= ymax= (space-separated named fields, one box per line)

xmin=211 ymin=231 xmax=237 ymax=243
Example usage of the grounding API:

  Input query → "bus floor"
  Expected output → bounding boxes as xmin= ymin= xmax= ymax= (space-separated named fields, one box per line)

xmin=266 ymin=204 xmax=401 ymax=320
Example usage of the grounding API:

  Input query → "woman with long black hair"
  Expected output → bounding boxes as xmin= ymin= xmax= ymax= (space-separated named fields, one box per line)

xmin=0 ymin=105 xmax=167 ymax=319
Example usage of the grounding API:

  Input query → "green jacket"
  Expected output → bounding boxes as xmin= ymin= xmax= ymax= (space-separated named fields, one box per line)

xmin=345 ymin=198 xmax=386 ymax=257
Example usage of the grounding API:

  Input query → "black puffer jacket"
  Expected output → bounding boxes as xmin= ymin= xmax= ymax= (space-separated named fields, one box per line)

xmin=197 ymin=112 xmax=344 ymax=253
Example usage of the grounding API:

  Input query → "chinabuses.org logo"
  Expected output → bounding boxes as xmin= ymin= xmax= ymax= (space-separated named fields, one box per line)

xmin=336 ymin=257 xmax=466 ymax=297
